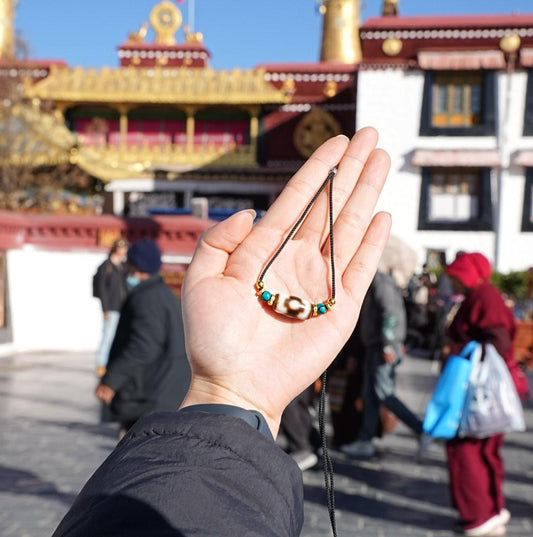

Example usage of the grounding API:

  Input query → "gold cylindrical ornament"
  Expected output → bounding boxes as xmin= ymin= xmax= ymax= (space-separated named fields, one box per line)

xmin=0 ymin=0 xmax=14 ymax=59
xmin=320 ymin=0 xmax=361 ymax=63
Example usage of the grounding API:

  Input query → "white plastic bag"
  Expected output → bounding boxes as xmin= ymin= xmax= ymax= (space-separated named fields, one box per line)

xmin=458 ymin=343 xmax=526 ymax=438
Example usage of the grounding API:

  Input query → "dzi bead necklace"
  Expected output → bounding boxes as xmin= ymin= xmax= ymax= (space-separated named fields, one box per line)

xmin=255 ymin=165 xmax=340 ymax=536
xmin=255 ymin=166 xmax=337 ymax=320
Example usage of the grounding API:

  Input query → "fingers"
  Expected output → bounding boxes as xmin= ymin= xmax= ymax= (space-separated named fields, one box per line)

xmin=249 ymin=134 xmax=349 ymax=253
xmin=294 ymin=127 xmax=380 ymax=244
xmin=331 ymin=147 xmax=391 ymax=274
xmin=185 ymin=210 xmax=256 ymax=283
xmin=342 ymin=211 xmax=392 ymax=307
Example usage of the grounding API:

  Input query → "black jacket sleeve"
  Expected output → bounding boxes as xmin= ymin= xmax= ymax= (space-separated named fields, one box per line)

xmin=52 ymin=411 xmax=304 ymax=537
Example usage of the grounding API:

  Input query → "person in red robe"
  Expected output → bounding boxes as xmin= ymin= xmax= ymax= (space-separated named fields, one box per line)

xmin=443 ymin=252 xmax=527 ymax=537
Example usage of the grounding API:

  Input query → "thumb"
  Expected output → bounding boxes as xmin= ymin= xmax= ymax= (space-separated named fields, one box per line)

xmin=187 ymin=209 xmax=256 ymax=280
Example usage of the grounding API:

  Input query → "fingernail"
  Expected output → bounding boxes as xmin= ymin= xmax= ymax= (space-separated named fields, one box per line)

xmin=335 ymin=134 xmax=349 ymax=142
xmin=242 ymin=209 xmax=257 ymax=220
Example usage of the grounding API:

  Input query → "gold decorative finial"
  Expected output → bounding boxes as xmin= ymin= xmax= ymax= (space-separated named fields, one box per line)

xmin=128 ymin=22 xmax=148 ymax=43
xmin=319 ymin=0 xmax=361 ymax=63
xmin=0 ymin=0 xmax=15 ymax=58
xmin=281 ymin=77 xmax=296 ymax=96
xmin=150 ymin=1 xmax=182 ymax=46
xmin=323 ymin=80 xmax=337 ymax=98
xmin=184 ymin=24 xmax=204 ymax=44
xmin=499 ymin=34 xmax=521 ymax=54
xmin=382 ymin=0 xmax=399 ymax=16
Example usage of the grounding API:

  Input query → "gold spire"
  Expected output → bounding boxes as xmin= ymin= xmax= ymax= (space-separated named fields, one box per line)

xmin=319 ymin=0 xmax=361 ymax=64
xmin=382 ymin=0 xmax=399 ymax=16
xmin=0 ymin=0 xmax=14 ymax=58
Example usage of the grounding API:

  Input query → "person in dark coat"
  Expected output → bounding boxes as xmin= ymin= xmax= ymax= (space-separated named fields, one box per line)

xmin=443 ymin=252 xmax=528 ymax=537
xmin=52 ymin=128 xmax=391 ymax=537
xmin=96 ymin=237 xmax=191 ymax=435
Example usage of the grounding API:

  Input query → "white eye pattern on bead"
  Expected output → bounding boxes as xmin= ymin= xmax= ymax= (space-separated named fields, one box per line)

xmin=273 ymin=294 xmax=313 ymax=320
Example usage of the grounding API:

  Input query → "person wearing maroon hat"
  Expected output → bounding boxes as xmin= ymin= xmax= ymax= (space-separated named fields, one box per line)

xmin=443 ymin=252 xmax=526 ymax=536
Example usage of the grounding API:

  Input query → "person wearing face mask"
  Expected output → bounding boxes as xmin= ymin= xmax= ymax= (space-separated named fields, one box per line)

xmin=95 ymin=237 xmax=191 ymax=438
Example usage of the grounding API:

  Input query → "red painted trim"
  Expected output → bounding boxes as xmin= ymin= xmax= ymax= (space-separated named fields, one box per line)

xmin=260 ymin=61 xmax=357 ymax=73
xmin=362 ymin=13 xmax=533 ymax=30
xmin=0 ymin=212 xmax=214 ymax=256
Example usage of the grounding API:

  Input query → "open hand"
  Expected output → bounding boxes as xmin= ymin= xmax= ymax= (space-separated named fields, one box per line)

xmin=180 ymin=127 xmax=391 ymax=435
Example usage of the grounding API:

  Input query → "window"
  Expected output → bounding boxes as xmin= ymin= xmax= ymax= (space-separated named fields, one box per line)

xmin=432 ymin=72 xmax=482 ymax=127
xmin=418 ymin=168 xmax=493 ymax=230
xmin=524 ymin=70 xmax=533 ymax=136
xmin=522 ymin=168 xmax=533 ymax=231
xmin=420 ymin=71 xmax=496 ymax=136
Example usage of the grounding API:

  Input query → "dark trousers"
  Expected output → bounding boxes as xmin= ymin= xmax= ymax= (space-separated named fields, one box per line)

xmin=446 ymin=434 xmax=505 ymax=529
xmin=358 ymin=346 xmax=423 ymax=441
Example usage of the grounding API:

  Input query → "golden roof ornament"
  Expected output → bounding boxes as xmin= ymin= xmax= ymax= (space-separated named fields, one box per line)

xmin=319 ymin=0 xmax=361 ymax=64
xmin=499 ymin=33 xmax=521 ymax=54
xmin=0 ymin=0 xmax=15 ymax=58
xmin=184 ymin=24 xmax=204 ymax=44
xmin=382 ymin=37 xmax=403 ymax=56
xmin=382 ymin=0 xmax=399 ymax=16
xmin=128 ymin=22 xmax=148 ymax=43
xmin=293 ymin=107 xmax=342 ymax=158
xmin=150 ymin=1 xmax=182 ymax=46
xmin=323 ymin=80 xmax=337 ymax=98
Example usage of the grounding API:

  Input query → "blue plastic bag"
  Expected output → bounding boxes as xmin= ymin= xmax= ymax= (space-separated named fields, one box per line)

xmin=422 ymin=341 xmax=480 ymax=439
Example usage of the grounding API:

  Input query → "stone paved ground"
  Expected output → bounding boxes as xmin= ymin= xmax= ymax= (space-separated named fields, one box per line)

xmin=0 ymin=351 xmax=532 ymax=537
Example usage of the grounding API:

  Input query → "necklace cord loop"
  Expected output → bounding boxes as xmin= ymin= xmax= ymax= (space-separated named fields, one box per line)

xmin=256 ymin=167 xmax=337 ymax=320
xmin=255 ymin=167 xmax=339 ymax=534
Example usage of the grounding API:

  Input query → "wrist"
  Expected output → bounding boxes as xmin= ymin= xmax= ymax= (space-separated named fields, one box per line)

xmin=180 ymin=378 xmax=280 ymax=437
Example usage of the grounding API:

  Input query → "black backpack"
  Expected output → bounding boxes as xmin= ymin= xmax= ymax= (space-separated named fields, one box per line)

xmin=92 ymin=260 xmax=108 ymax=298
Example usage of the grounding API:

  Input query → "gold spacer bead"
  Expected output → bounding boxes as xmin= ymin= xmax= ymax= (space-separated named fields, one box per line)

xmin=312 ymin=304 xmax=318 ymax=317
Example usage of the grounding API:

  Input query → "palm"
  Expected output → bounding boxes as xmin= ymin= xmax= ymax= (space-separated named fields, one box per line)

xmin=184 ymin=241 xmax=347 ymax=409
xmin=181 ymin=129 xmax=391 ymax=432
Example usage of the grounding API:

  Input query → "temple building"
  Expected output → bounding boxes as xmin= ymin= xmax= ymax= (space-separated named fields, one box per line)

xmin=356 ymin=9 xmax=533 ymax=272
xmin=0 ymin=0 xmax=532 ymax=354
xmin=9 ymin=0 xmax=356 ymax=218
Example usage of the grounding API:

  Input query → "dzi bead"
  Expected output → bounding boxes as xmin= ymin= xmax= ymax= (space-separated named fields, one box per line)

xmin=272 ymin=293 xmax=313 ymax=320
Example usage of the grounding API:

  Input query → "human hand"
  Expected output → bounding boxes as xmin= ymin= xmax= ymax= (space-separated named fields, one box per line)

xmin=95 ymin=383 xmax=116 ymax=404
xmin=180 ymin=127 xmax=391 ymax=436
xmin=382 ymin=345 xmax=396 ymax=363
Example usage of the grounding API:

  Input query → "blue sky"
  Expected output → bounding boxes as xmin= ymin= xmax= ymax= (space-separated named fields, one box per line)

xmin=15 ymin=0 xmax=533 ymax=70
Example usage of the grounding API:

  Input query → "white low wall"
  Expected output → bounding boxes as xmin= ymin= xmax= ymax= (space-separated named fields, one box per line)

xmin=5 ymin=246 xmax=106 ymax=354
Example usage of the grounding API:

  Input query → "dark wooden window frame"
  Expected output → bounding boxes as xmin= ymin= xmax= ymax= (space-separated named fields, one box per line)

xmin=524 ymin=70 xmax=533 ymax=136
xmin=420 ymin=70 xmax=496 ymax=137
xmin=522 ymin=168 xmax=533 ymax=231
xmin=418 ymin=167 xmax=493 ymax=231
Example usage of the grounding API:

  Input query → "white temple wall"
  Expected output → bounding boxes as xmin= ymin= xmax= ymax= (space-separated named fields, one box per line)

xmin=356 ymin=67 xmax=533 ymax=272
xmin=4 ymin=246 xmax=105 ymax=354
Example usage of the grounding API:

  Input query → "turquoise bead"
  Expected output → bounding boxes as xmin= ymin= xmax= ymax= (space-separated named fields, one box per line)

xmin=261 ymin=290 xmax=272 ymax=301
xmin=317 ymin=303 xmax=327 ymax=314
